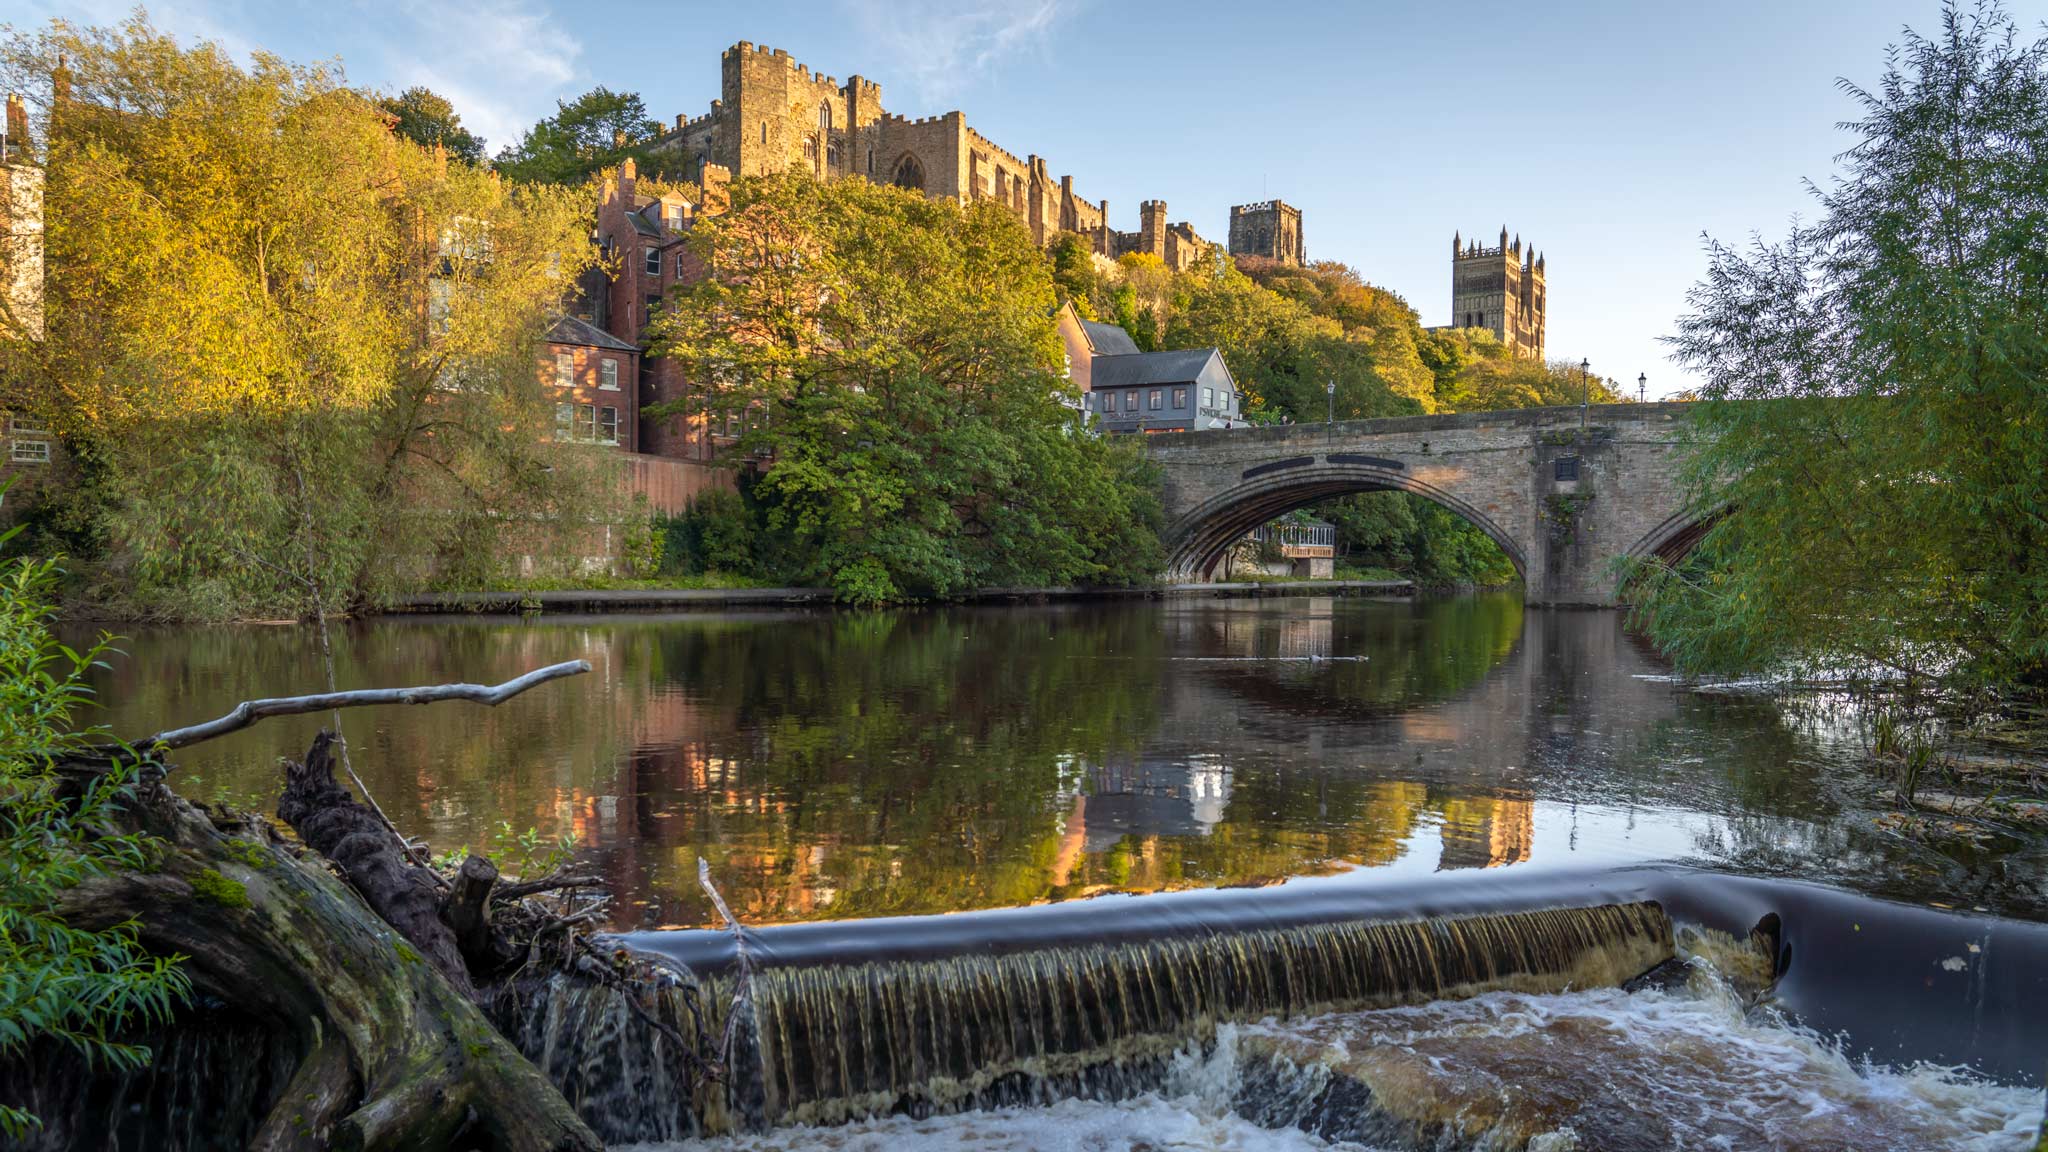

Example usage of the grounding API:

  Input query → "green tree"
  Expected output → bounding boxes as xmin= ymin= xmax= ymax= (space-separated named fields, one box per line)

xmin=1630 ymin=0 xmax=2048 ymax=694
xmin=0 ymin=537 xmax=190 ymax=1136
xmin=377 ymin=85 xmax=485 ymax=163
xmin=650 ymin=173 xmax=1164 ymax=601
xmin=0 ymin=17 xmax=606 ymax=618
xmin=493 ymin=86 xmax=663 ymax=186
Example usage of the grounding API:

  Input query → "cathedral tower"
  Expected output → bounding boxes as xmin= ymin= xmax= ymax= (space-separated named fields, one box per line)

xmin=1451 ymin=227 xmax=1545 ymax=360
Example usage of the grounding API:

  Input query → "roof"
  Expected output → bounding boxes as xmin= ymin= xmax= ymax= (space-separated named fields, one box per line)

xmin=546 ymin=315 xmax=639 ymax=354
xmin=1089 ymin=347 xmax=1230 ymax=390
xmin=1079 ymin=318 xmax=1141 ymax=356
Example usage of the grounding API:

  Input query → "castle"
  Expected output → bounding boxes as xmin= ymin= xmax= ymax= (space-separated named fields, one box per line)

xmin=1449 ymin=227 xmax=1546 ymax=360
xmin=645 ymin=43 xmax=1305 ymax=271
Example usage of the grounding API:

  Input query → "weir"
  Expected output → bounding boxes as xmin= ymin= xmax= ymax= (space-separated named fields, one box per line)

xmin=497 ymin=898 xmax=1673 ymax=1138
xmin=491 ymin=865 xmax=2048 ymax=1144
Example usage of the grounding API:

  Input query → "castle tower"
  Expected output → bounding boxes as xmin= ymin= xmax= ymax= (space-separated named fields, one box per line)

xmin=1139 ymin=200 xmax=1168 ymax=259
xmin=1228 ymin=200 xmax=1305 ymax=266
xmin=1450 ymin=225 xmax=1544 ymax=359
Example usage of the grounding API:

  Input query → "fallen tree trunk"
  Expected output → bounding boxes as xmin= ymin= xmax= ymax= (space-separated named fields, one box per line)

xmin=6 ymin=662 xmax=618 ymax=1151
xmin=25 ymin=774 xmax=603 ymax=1152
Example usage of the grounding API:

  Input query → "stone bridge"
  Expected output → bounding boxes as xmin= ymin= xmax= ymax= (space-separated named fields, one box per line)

xmin=1144 ymin=402 xmax=1706 ymax=606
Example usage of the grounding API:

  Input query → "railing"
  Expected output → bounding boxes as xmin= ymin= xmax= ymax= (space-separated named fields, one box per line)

xmin=1249 ymin=522 xmax=1334 ymax=550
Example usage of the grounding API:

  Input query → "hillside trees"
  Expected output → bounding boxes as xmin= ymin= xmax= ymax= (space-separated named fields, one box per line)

xmin=493 ymin=86 xmax=665 ymax=186
xmin=0 ymin=17 xmax=605 ymax=618
xmin=1630 ymin=0 xmax=2048 ymax=695
xmin=377 ymin=85 xmax=486 ymax=163
xmin=650 ymin=174 xmax=1164 ymax=601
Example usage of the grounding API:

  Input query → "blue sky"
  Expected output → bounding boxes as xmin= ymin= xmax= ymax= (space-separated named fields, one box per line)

xmin=15 ymin=0 xmax=2045 ymax=395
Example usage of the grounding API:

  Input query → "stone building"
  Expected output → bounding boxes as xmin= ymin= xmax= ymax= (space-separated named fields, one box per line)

xmin=1 ymin=91 xmax=52 ymax=479
xmin=646 ymin=43 xmax=1218 ymax=265
xmin=1228 ymin=200 xmax=1304 ymax=266
xmin=1449 ymin=227 xmax=1545 ymax=359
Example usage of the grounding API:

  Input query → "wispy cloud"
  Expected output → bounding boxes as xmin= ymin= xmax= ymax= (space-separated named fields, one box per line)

xmin=378 ymin=1 xmax=583 ymax=154
xmin=838 ymin=0 xmax=1076 ymax=106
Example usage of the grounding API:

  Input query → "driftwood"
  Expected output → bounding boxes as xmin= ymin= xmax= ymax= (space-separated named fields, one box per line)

xmin=141 ymin=659 xmax=593 ymax=751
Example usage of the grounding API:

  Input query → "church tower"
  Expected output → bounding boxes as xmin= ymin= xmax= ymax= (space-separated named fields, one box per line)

xmin=1450 ymin=227 xmax=1545 ymax=360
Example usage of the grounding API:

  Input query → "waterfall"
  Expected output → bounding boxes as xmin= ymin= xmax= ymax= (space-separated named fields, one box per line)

xmin=502 ymin=900 xmax=1672 ymax=1138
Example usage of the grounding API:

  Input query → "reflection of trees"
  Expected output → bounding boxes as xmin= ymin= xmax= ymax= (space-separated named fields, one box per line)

xmin=82 ymin=592 xmax=2001 ymax=928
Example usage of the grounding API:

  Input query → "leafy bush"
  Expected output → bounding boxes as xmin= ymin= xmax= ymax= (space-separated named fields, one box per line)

xmin=0 ymin=536 xmax=189 ymax=1137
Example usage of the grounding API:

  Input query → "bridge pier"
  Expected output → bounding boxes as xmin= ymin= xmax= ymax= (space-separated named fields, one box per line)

xmin=1144 ymin=403 xmax=1699 ymax=608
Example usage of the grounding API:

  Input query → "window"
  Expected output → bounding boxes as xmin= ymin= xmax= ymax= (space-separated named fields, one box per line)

xmin=10 ymin=439 xmax=49 ymax=464
xmin=1123 ymin=391 xmax=1138 ymax=413
xmin=554 ymin=350 xmax=574 ymax=387
xmin=1202 ymin=387 xmax=1214 ymax=409
xmin=1172 ymin=387 xmax=1187 ymax=408
xmin=555 ymin=402 xmax=575 ymax=438
xmin=575 ymin=404 xmax=597 ymax=442
xmin=645 ymin=247 xmax=661 ymax=276
xmin=7 ymin=415 xmax=49 ymax=436
xmin=600 ymin=359 xmax=619 ymax=390
xmin=760 ymin=121 xmax=768 ymax=145
xmin=598 ymin=406 xmax=619 ymax=444
xmin=664 ymin=203 xmax=683 ymax=229
xmin=675 ymin=252 xmax=689 ymax=277
xmin=1554 ymin=456 xmax=1580 ymax=481
xmin=1148 ymin=389 xmax=1163 ymax=411
xmin=646 ymin=294 xmax=663 ymax=323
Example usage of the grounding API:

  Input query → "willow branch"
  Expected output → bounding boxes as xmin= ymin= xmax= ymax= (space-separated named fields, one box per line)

xmin=136 ymin=659 xmax=593 ymax=752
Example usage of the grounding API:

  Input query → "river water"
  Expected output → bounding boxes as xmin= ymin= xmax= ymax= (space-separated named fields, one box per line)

xmin=81 ymin=593 xmax=2048 ymax=1148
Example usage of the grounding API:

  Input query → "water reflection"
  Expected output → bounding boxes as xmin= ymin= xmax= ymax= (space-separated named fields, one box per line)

xmin=75 ymin=593 xmax=2047 ymax=928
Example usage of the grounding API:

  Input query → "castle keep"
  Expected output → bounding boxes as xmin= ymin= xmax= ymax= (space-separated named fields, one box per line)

xmin=1450 ymin=227 xmax=1546 ymax=359
xmin=1228 ymin=200 xmax=1304 ymax=266
xmin=647 ymin=43 xmax=1295 ymax=272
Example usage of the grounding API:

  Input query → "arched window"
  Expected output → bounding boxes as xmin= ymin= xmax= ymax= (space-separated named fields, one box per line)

xmin=819 ymin=102 xmax=832 ymax=135
xmin=891 ymin=153 xmax=926 ymax=192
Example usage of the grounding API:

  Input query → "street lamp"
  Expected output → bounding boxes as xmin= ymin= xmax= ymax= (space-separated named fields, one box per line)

xmin=1325 ymin=379 xmax=1336 ymax=427
xmin=1580 ymin=357 xmax=1590 ymax=430
xmin=1637 ymin=372 xmax=1647 ymax=403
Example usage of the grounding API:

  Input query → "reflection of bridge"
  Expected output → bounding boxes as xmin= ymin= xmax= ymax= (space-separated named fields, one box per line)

xmin=1146 ymin=403 xmax=1706 ymax=605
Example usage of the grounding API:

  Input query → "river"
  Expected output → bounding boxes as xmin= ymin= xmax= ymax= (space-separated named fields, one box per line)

xmin=79 ymin=593 xmax=2048 ymax=1149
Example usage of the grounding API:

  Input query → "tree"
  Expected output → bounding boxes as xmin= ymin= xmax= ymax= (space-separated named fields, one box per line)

xmin=0 ymin=18 xmax=607 ymax=619
xmin=377 ymin=85 xmax=485 ymax=163
xmin=1630 ymin=0 xmax=2048 ymax=694
xmin=650 ymin=173 xmax=1164 ymax=601
xmin=493 ymin=86 xmax=664 ymax=186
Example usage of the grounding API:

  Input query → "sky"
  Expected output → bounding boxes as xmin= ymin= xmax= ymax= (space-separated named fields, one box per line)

xmin=12 ymin=0 xmax=2047 ymax=396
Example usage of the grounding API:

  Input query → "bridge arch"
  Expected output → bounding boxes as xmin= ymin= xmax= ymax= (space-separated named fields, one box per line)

xmin=1164 ymin=460 xmax=1527 ymax=582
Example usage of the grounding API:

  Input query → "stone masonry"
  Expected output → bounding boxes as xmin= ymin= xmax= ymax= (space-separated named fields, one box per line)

xmin=1228 ymin=200 xmax=1304 ymax=266
xmin=1448 ymin=227 xmax=1546 ymax=359
xmin=644 ymin=43 xmax=1237 ymax=267
xmin=1144 ymin=403 xmax=1700 ymax=606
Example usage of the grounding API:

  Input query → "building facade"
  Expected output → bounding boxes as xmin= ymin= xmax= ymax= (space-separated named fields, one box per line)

xmin=645 ymin=43 xmax=1225 ymax=266
xmin=1449 ymin=227 xmax=1545 ymax=359
xmin=2 ymin=91 xmax=52 ymax=483
xmin=543 ymin=316 xmax=640 ymax=453
xmin=1055 ymin=303 xmax=1242 ymax=434
xmin=1228 ymin=200 xmax=1304 ymax=266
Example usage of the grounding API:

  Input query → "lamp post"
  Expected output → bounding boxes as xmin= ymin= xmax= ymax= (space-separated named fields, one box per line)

xmin=1580 ymin=357 xmax=1590 ymax=431
xmin=1637 ymin=372 xmax=1647 ymax=404
xmin=1326 ymin=379 xmax=1336 ymax=427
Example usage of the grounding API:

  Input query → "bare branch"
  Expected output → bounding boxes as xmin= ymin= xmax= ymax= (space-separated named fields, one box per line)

xmin=137 ymin=659 xmax=593 ymax=751
xmin=496 ymin=873 xmax=605 ymax=901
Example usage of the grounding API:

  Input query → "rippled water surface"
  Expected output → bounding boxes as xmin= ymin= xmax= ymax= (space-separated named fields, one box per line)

xmin=83 ymin=592 xmax=2045 ymax=928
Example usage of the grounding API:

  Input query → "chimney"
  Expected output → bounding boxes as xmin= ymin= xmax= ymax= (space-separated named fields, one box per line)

xmin=620 ymin=156 xmax=637 ymax=203
xmin=3 ymin=93 xmax=26 ymax=162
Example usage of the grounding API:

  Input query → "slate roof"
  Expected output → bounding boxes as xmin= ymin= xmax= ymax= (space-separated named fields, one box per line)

xmin=1089 ymin=347 xmax=1228 ymax=389
xmin=546 ymin=315 xmax=639 ymax=353
xmin=1079 ymin=318 xmax=1141 ymax=356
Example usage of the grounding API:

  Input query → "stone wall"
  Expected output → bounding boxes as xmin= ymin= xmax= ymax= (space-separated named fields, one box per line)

xmin=1144 ymin=403 xmax=1696 ymax=606
xmin=1228 ymin=200 xmax=1303 ymax=266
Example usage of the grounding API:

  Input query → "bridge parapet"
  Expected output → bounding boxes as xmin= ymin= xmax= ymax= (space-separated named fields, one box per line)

xmin=1144 ymin=403 xmax=1699 ymax=607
